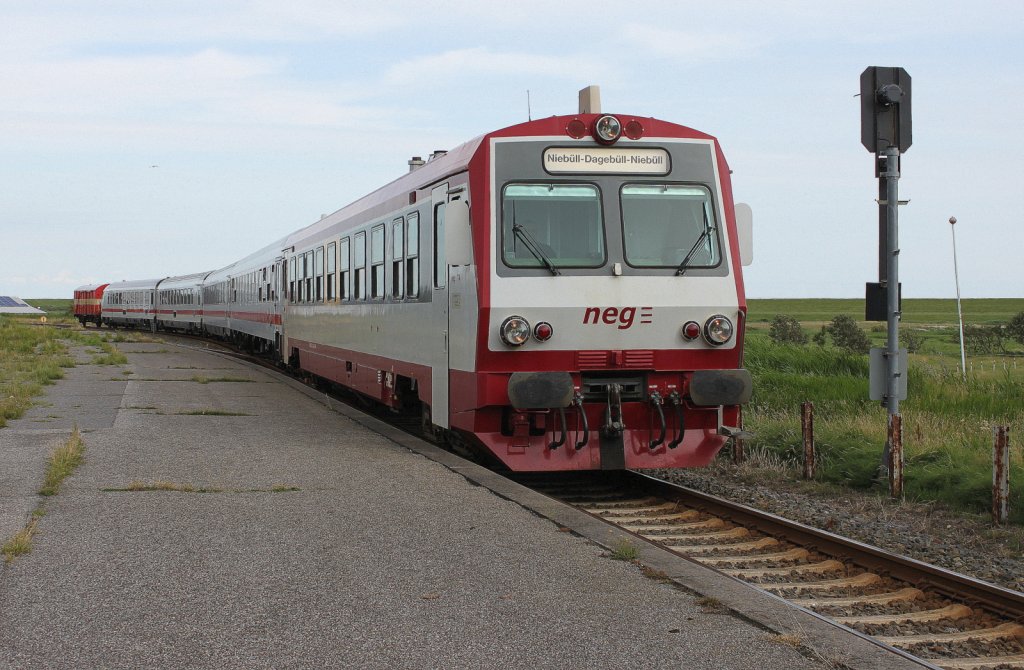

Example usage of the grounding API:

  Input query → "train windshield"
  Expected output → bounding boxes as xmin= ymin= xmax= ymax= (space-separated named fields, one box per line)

xmin=501 ymin=184 xmax=605 ymax=269
xmin=621 ymin=184 xmax=720 ymax=269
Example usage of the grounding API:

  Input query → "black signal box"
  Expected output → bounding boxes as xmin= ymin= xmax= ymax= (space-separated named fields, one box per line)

xmin=865 ymin=281 xmax=901 ymax=322
xmin=860 ymin=67 xmax=912 ymax=154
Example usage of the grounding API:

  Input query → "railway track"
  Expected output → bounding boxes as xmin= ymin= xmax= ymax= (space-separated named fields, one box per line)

xmin=513 ymin=470 xmax=1024 ymax=670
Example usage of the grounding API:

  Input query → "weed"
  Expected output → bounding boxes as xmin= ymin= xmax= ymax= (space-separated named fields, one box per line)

xmin=765 ymin=633 xmax=804 ymax=648
xmin=2 ymin=517 xmax=38 ymax=563
xmin=39 ymin=427 xmax=85 ymax=496
xmin=695 ymin=596 xmax=725 ymax=611
xmin=639 ymin=565 xmax=672 ymax=582
xmin=189 ymin=375 xmax=252 ymax=384
xmin=609 ymin=539 xmax=638 ymax=561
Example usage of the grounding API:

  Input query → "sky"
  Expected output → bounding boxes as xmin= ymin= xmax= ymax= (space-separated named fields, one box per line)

xmin=2 ymin=1 xmax=1021 ymax=299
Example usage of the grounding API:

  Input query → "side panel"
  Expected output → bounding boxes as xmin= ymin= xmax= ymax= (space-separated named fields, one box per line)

xmin=430 ymin=183 xmax=450 ymax=428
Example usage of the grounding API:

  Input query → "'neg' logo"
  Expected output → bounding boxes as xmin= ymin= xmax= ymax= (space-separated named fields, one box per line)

xmin=583 ymin=306 xmax=654 ymax=330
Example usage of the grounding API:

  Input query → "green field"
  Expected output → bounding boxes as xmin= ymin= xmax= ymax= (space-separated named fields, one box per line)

xmin=24 ymin=298 xmax=72 ymax=319
xmin=748 ymin=298 xmax=1024 ymax=326
xmin=744 ymin=298 xmax=1024 ymax=524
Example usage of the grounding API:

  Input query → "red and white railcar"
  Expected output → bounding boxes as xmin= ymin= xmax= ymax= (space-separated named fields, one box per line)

xmin=73 ymin=283 xmax=109 ymax=327
xmin=277 ymin=109 xmax=753 ymax=471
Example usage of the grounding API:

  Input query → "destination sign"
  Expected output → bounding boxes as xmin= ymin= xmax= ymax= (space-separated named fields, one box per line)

xmin=543 ymin=147 xmax=670 ymax=174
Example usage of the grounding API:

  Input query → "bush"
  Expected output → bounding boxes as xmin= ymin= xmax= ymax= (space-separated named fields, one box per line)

xmin=1008 ymin=312 xmax=1024 ymax=345
xmin=816 ymin=315 xmax=871 ymax=354
xmin=769 ymin=314 xmax=808 ymax=345
xmin=902 ymin=329 xmax=923 ymax=353
xmin=963 ymin=324 xmax=1003 ymax=355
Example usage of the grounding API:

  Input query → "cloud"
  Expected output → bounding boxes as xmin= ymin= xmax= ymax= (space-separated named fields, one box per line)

xmin=383 ymin=47 xmax=613 ymax=88
xmin=620 ymin=24 xmax=768 ymax=62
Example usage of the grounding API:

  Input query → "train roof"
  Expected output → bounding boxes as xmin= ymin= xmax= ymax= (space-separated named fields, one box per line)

xmin=73 ymin=283 xmax=110 ymax=292
xmin=282 ymin=113 xmax=719 ymax=250
xmin=105 ymin=278 xmax=165 ymax=291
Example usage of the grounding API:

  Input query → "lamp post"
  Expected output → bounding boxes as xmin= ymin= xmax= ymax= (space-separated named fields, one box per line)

xmin=950 ymin=216 xmax=967 ymax=381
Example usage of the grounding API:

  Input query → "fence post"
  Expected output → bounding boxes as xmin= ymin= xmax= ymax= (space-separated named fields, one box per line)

xmin=993 ymin=426 xmax=1010 ymax=525
xmin=801 ymin=401 xmax=815 ymax=479
xmin=888 ymin=414 xmax=903 ymax=498
xmin=732 ymin=408 xmax=745 ymax=464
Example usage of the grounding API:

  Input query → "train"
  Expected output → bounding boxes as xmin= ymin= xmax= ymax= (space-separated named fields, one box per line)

xmin=74 ymin=95 xmax=754 ymax=472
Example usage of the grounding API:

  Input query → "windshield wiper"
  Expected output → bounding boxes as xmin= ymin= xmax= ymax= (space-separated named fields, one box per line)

xmin=511 ymin=203 xmax=560 ymax=276
xmin=675 ymin=207 xmax=715 ymax=276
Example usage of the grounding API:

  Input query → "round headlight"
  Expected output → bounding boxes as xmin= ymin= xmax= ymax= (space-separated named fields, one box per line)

xmin=500 ymin=315 xmax=531 ymax=347
xmin=703 ymin=315 xmax=734 ymax=346
xmin=593 ymin=115 xmax=622 ymax=145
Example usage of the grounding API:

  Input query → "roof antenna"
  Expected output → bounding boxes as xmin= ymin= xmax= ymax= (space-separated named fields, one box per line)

xmin=527 ymin=90 xmax=532 ymax=121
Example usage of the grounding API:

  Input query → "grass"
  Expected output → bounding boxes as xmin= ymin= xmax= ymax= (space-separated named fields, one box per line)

xmin=608 ymin=538 xmax=639 ymax=561
xmin=742 ymin=313 xmax=1024 ymax=523
xmin=3 ymin=428 xmax=84 ymax=564
xmin=102 ymin=482 xmax=300 ymax=494
xmin=0 ymin=316 xmax=78 ymax=427
xmin=39 ymin=427 xmax=86 ymax=496
xmin=2 ymin=515 xmax=40 ymax=563
xmin=748 ymin=298 xmax=1024 ymax=326
xmin=189 ymin=375 xmax=253 ymax=384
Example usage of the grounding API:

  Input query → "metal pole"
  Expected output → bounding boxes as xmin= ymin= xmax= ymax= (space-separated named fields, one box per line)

xmin=950 ymin=216 xmax=967 ymax=381
xmin=883 ymin=146 xmax=903 ymax=497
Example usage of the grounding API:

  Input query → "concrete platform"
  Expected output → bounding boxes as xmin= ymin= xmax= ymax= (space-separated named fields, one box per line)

xmin=0 ymin=338 xmax=930 ymax=669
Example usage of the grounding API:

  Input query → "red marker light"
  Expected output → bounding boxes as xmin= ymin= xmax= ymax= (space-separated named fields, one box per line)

xmin=566 ymin=119 xmax=587 ymax=139
xmin=682 ymin=321 xmax=701 ymax=340
xmin=534 ymin=322 xmax=553 ymax=341
xmin=624 ymin=119 xmax=644 ymax=140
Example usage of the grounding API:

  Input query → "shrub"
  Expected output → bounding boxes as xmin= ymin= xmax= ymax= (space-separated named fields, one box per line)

xmin=963 ymin=324 xmax=1003 ymax=355
xmin=818 ymin=315 xmax=871 ymax=354
xmin=1008 ymin=312 xmax=1024 ymax=345
xmin=902 ymin=329 xmax=923 ymax=353
xmin=769 ymin=314 xmax=808 ymax=345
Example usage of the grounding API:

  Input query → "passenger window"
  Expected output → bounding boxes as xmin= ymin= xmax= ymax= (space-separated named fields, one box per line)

xmin=407 ymin=212 xmax=419 ymax=298
xmin=371 ymin=224 xmax=385 ymax=299
xmin=315 ymin=246 xmax=324 ymax=302
xmin=339 ymin=237 xmax=351 ymax=300
xmin=288 ymin=256 xmax=296 ymax=302
xmin=326 ymin=242 xmax=336 ymax=301
xmin=391 ymin=218 xmax=404 ymax=299
xmin=354 ymin=232 xmax=366 ymax=300
xmin=434 ymin=203 xmax=446 ymax=288
xmin=304 ymin=252 xmax=313 ymax=303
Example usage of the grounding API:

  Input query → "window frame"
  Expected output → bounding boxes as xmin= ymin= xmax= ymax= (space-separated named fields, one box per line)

xmin=618 ymin=182 xmax=722 ymax=271
xmin=499 ymin=181 xmax=606 ymax=271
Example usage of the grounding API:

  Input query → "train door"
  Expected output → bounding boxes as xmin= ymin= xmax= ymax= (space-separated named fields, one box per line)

xmin=429 ymin=183 xmax=450 ymax=428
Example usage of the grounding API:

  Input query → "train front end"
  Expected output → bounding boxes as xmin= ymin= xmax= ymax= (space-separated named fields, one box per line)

xmin=453 ymin=113 xmax=752 ymax=472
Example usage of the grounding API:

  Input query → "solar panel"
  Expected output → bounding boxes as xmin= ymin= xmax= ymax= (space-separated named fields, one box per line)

xmin=0 ymin=296 xmax=22 ymax=307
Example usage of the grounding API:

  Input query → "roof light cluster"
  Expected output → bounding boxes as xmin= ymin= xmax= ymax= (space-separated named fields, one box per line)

xmin=564 ymin=115 xmax=644 ymax=144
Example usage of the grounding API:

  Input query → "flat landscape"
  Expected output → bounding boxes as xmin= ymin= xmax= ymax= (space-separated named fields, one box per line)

xmin=8 ymin=296 xmax=1024 ymax=528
